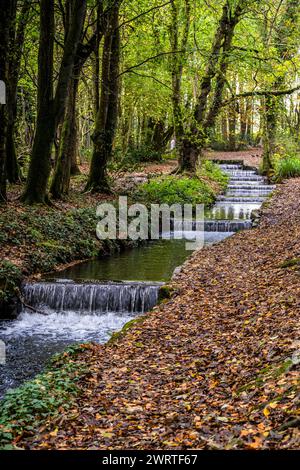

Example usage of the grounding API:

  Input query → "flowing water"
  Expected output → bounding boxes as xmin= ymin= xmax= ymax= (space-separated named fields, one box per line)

xmin=0 ymin=163 xmax=274 ymax=397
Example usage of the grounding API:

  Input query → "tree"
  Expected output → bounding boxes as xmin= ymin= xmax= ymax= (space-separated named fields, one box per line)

xmin=178 ymin=0 xmax=249 ymax=172
xmin=6 ymin=0 xmax=32 ymax=183
xmin=261 ymin=0 xmax=300 ymax=174
xmin=51 ymin=1 xmax=108 ymax=199
xmin=85 ymin=3 xmax=120 ymax=193
xmin=21 ymin=0 xmax=87 ymax=204
xmin=169 ymin=0 xmax=190 ymax=148
xmin=0 ymin=0 xmax=13 ymax=202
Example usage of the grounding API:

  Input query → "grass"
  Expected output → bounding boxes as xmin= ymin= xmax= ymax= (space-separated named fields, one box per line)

xmin=273 ymin=156 xmax=300 ymax=182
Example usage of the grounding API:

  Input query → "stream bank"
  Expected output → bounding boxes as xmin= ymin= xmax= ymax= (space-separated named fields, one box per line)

xmin=0 ymin=162 xmax=267 ymax=397
xmin=14 ymin=177 xmax=298 ymax=450
xmin=0 ymin=160 xmax=226 ymax=318
xmin=1 ymin=164 xmax=294 ymax=450
xmin=1 ymin=177 xmax=299 ymax=450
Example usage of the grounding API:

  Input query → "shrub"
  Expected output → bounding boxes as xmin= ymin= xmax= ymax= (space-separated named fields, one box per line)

xmin=0 ymin=345 xmax=88 ymax=448
xmin=0 ymin=261 xmax=22 ymax=302
xmin=197 ymin=160 xmax=229 ymax=190
xmin=110 ymin=146 xmax=162 ymax=172
xmin=135 ymin=175 xmax=216 ymax=205
xmin=273 ymin=156 xmax=300 ymax=182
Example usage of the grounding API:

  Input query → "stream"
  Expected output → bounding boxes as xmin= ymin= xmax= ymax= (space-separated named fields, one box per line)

xmin=0 ymin=163 xmax=274 ymax=398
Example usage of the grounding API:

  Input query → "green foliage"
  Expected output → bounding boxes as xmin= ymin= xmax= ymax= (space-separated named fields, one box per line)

xmin=0 ymin=261 xmax=22 ymax=302
xmin=279 ymin=257 xmax=300 ymax=269
xmin=0 ymin=207 xmax=101 ymax=277
xmin=110 ymin=146 xmax=163 ymax=172
xmin=136 ymin=175 xmax=216 ymax=205
xmin=135 ymin=162 xmax=228 ymax=206
xmin=273 ymin=156 xmax=300 ymax=182
xmin=0 ymin=345 xmax=88 ymax=448
xmin=197 ymin=160 xmax=229 ymax=190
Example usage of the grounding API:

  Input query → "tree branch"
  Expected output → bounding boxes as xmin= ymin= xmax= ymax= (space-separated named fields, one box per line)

xmin=118 ymin=1 xmax=171 ymax=29
xmin=118 ymin=50 xmax=186 ymax=77
xmin=220 ymin=85 xmax=300 ymax=107
xmin=127 ymin=70 xmax=172 ymax=90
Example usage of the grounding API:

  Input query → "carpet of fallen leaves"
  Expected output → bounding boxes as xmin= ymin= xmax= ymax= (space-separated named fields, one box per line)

xmin=205 ymin=148 xmax=262 ymax=168
xmin=20 ymin=178 xmax=299 ymax=450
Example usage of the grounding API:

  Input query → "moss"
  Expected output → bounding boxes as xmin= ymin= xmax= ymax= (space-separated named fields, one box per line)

xmin=279 ymin=258 xmax=300 ymax=269
xmin=158 ymin=285 xmax=175 ymax=303
xmin=238 ymin=358 xmax=294 ymax=394
xmin=108 ymin=316 xmax=147 ymax=344
xmin=134 ymin=162 xmax=228 ymax=207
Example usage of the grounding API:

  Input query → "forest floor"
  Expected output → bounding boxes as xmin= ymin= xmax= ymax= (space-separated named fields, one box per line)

xmin=205 ymin=147 xmax=262 ymax=168
xmin=17 ymin=173 xmax=300 ymax=450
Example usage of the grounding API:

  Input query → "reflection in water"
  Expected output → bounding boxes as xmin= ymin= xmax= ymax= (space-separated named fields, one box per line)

xmin=52 ymin=233 xmax=232 ymax=283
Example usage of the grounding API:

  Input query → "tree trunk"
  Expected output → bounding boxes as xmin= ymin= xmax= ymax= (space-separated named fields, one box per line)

xmin=179 ymin=138 xmax=201 ymax=172
xmin=261 ymin=0 xmax=299 ymax=172
xmin=178 ymin=0 xmax=246 ymax=172
xmin=22 ymin=0 xmax=87 ymax=204
xmin=170 ymin=0 xmax=190 ymax=148
xmin=0 ymin=1 xmax=11 ymax=201
xmin=6 ymin=0 xmax=31 ymax=183
xmin=86 ymin=5 xmax=120 ymax=193
xmin=51 ymin=79 xmax=78 ymax=198
xmin=262 ymin=95 xmax=277 ymax=174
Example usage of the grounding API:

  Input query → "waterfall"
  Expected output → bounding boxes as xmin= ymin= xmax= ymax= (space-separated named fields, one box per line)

xmin=203 ymin=220 xmax=252 ymax=232
xmin=226 ymin=188 xmax=274 ymax=196
xmin=22 ymin=281 xmax=162 ymax=315
xmin=217 ymin=195 xmax=266 ymax=203
xmin=222 ymin=170 xmax=257 ymax=177
xmin=230 ymin=175 xmax=266 ymax=182
xmin=219 ymin=164 xmax=243 ymax=170
xmin=210 ymin=203 xmax=262 ymax=220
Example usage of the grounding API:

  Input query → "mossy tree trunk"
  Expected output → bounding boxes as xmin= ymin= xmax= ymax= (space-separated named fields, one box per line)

xmin=51 ymin=2 xmax=107 ymax=198
xmin=170 ymin=0 xmax=190 ymax=151
xmin=262 ymin=95 xmax=277 ymax=175
xmin=0 ymin=1 xmax=15 ymax=202
xmin=261 ymin=0 xmax=299 ymax=174
xmin=178 ymin=0 xmax=246 ymax=173
xmin=51 ymin=78 xmax=78 ymax=198
xmin=6 ymin=0 xmax=31 ymax=183
xmin=21 ymin=0 xmax=87 ymax=204
xmin=86 ymin=4 xmax=120 ymax=193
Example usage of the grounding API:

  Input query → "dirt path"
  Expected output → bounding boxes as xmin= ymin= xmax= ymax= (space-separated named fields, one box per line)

xmin=21 ymin=175 xmax=300 ymax=450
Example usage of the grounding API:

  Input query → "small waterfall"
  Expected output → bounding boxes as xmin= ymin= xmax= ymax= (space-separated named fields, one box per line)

xmin=22 ymin=281 xmax=162 ymax=315
xmin=227 ymin=188 xmax=274 ymax=196
xmin=223 ymin=170 xmax=257 ymax=177
xmin=230 ymin=175 xmax=266 ymax=182
xmin=203 ymin=220 xmax=252 ymax=232
xmin=217 ymin=195 xmax=266 ymax=203
xmin=219 ymin=164 xmax=243 ymax=170
xmin=228 ymin=184 xmax=273 ymax=190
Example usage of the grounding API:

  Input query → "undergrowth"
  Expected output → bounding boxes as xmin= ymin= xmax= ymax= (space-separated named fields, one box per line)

xmin=135 ymin=161 xmax=228 ymax=205
xmin=0 ymin=344 xmax=88 ymax=449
